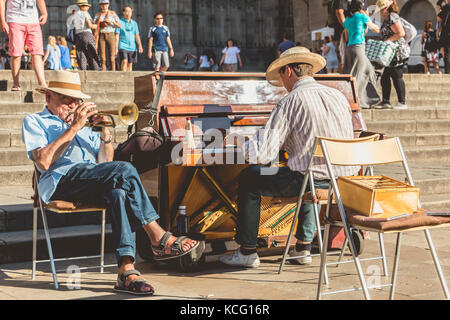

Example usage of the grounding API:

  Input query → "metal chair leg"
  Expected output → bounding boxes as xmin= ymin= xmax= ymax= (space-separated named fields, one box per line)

xmin=317 ymin=222 xmax=331 ymax=299
xmin=279 ymin=174 xmax=310 ymax=274
xmin=32 ymin=207 xmax=37 ymax=280
xmin=389 ymin=232 xmax=402 ymax=300
xmin=310 ymin=196 xmax=329 ymax=284
xmin=336 ymin=235 xmax=348 ymax=267
xmin=100 ymin=209 xmax=106 ymax=273
xmin=39 ymin=207 xmax=59 ymax=289
xmin=279 ymin=200 xmax=302 ymax=274
xmin=424 ymin=229 xmax=450 ymax=299
xmin=378 ymin=233 xmax=389 ymax=277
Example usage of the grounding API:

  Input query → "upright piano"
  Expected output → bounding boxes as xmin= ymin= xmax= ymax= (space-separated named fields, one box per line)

xmin=133 ymin=72 xmax=367 ymax=265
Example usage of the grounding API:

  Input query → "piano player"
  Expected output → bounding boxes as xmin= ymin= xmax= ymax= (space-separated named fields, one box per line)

xmin=219 ymin=47 xmax=360 ymax=268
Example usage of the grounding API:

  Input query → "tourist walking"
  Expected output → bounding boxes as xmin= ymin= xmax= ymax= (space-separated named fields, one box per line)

xmin=373 ymin=0 xmax=410 ymax=110
xmin=422 ymin=20 xmax=442 ymax=74
xmin=343 ymin=0 xmax=380 ymax=109
xmin=220 ymin=38 xmax=242 ymax=72
xmin=72 ymin=0 xmax=100 ymax=70
xmin=147 ymin=12 xmax=173 ymax=72
xmin=43 ymin=35 xmax=61 ymax=70
xmin=0 ymin=0 xmax=47 ymax=90
xmin=94 ymin=0 xmax=120 ymax=71
xmin=437 ymin=0 xmax=450 ymax=73
xmin=322 ymin=36 xmax=339 ymax=73
xmin=114 ymin=5 xmax=142 ymax=71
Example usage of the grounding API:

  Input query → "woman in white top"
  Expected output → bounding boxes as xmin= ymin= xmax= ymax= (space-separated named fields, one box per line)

xmin=219 ymin=39 xmax=242 ymax=72
xmin=198 ymin=50 xmax=213 ymax=71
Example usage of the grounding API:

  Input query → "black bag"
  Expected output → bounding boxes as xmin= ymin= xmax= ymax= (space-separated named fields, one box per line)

xmin=425 ymin=30 xmax=439 ymax=52
xmin=114 ymin=126 xmax=170 ymax=173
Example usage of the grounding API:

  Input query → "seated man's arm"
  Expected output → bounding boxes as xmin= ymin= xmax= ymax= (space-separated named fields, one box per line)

xmin=31 ymin=126 xmax=79 ymax=171
xmin=97 ymin=127 xmax=114 ymax=163
xmin=23 ymin=102 xmax=98 ymax=171
xmin=244 ymin=98 xmax=292 ymax=165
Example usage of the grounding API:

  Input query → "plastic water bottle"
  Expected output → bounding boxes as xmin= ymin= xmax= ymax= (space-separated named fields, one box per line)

xmin=177 ymin=205 xmax=189 ymax=236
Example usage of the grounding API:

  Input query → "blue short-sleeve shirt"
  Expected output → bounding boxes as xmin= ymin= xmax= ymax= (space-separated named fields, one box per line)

xmin=22 ymin=107 xmax=100 ymax=203
xmin=344 ymin=13 xmax=371 ymax=46
xmin=115 ymin=18 xmax=139 ymax=52
xmin=148 ymin=25 xmax=170 ymax=52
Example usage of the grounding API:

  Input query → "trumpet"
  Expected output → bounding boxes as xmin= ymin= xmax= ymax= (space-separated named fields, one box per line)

xmin=86 ymin=102 xmax=139 ymax=129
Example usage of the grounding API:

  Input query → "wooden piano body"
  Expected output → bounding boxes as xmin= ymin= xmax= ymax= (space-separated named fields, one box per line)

xmin=133 ymin=72 xmax=366 ymax=261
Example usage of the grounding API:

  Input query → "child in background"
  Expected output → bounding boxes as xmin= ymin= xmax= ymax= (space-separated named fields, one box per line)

xmin=43 ymin=36 xmax=62 ymax=70
xmin=57 ymin=36 xmax=72 ymax=70
xmin=70 ymin=45 xmax=79 ymax=70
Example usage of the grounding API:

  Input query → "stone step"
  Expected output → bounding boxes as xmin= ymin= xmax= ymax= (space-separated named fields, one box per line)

xmin=404 ymin=145 xmax=450 ymax=163
xmin=0 ymin=224 xmax=114 ymax=264
xmin=0 ymin=165 xmax=33 ymax=186
xmin=419 ymin=194 xmax=450 ymax=211
xmin=28 ymin=91 xmax=136 ymax=104
xmin=0 ymin=70 xmax=150 ymax=82
xmin=362 ymin=108 xmax=450 ymax=121
xmin=366 ymin=119 xmax=450 ymax=134
xmin=407 ymin=91 xmax=450 ymax=100
xmin=0 ymin=80 xmax=135 ymax=92
xmin=0 ymin=147 xmax=29 ymax=166
xmin=394 ymin=132 xmax=450 ymax=147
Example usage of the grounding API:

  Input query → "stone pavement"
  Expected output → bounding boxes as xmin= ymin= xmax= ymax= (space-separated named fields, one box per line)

xmin=1 ymin=227 xmax=449 ymax=301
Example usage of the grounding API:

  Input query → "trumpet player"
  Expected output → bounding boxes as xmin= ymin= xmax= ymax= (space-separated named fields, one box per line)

xmin=22 ymin=70 xmax=199 ymax=296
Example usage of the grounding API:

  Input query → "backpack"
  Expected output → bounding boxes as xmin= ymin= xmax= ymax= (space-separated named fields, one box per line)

xmin=425 ymin=30 xmax=440 ymax=51
xmin=399 ymin=17 xmax=417 ymax=43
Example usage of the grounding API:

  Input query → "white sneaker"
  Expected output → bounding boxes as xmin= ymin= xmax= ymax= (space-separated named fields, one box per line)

xmin=219 ymin=249 xmax=260 ymax=268
xmin=288 ymin=249 xmax=312 ymax=265
xmin=393 ymin=103 xmax=408 ymax=110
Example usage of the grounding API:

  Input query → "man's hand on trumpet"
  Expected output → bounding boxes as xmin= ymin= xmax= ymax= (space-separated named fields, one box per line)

xmin=69 ymin=101 xmax=99 ymax=131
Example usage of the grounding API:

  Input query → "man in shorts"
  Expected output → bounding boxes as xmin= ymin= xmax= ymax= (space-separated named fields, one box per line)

xmin=147 ymin=12 xmax=173 ymax=71
xmin=0 ymin=0 xmax=47 ymax=90
xmin=115 ymin=5 xmax=142 ymax=71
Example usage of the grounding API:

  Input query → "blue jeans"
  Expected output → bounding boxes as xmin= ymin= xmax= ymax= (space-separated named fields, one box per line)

xmin=236 ymin=166 xmax=329 ymax=248
xmin=51 ymin=161 xmax=159 ymax=266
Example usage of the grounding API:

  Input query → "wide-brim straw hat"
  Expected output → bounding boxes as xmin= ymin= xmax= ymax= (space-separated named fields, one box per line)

xmin=265 ymin=46 xmax=326 ymax=87
xmin=76 ymin=0 xmax=92 ymax=7
xmin=36 ymin=70 xmax=91 ymax=100
xmin=372 ymin=0 xmax=393 ymax=15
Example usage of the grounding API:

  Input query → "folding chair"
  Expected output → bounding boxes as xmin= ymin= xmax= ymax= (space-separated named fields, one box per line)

xmin=278 ymin=134 xmax=388 ymax=285
xmin=32 ymin=164 xmax=115 ymax=289
xmin=316 ymin=137 xmax=450 ymax=299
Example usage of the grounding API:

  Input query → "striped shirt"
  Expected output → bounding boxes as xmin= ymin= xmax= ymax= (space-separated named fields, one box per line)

xmin=245 ymin=77 xmax=359 ymax=180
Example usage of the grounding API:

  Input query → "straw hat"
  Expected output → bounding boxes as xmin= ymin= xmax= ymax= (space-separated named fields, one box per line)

xmin=36 ymin=70 xmax=91 ymax=100
xmin=76 ymin=0 xmax=91 ymax=7
xmin=265 ymin=46 xmax=326 ymax=87
xmin=376 ymin=0 xmax=392 ymax=9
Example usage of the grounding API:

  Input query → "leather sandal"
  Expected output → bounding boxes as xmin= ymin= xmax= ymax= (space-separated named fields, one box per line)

xmin=151 ymin=231 xmax=199 ymax=261
xmin=113 ymin=269 xmax=155 ymax=296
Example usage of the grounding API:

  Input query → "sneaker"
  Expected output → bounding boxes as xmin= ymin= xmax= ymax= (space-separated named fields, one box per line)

xmin=393 ymin=103 xmax=408 ymax=110
xmin=288 ymin=249 xmax=312 ymax=265
xmin=219 ymin=249 xmax=260 ymax=268
xmin=372 ymin=101 xmax=392 ymax=109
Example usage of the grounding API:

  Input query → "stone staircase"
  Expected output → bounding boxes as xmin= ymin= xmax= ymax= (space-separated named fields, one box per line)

xmin=1 ymin=70 xmax=450 ymax=264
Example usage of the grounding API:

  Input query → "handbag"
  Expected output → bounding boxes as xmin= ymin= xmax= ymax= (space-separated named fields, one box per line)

xmin=365 ymin=39 xmax=398 ymax=67
xmin=66 ymin=28 xmax=75 ymax=43
xmin=114 ymin=126 xmax=170 ymax=173
xmin=399 ymin=17 xmax=417 ymax=44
